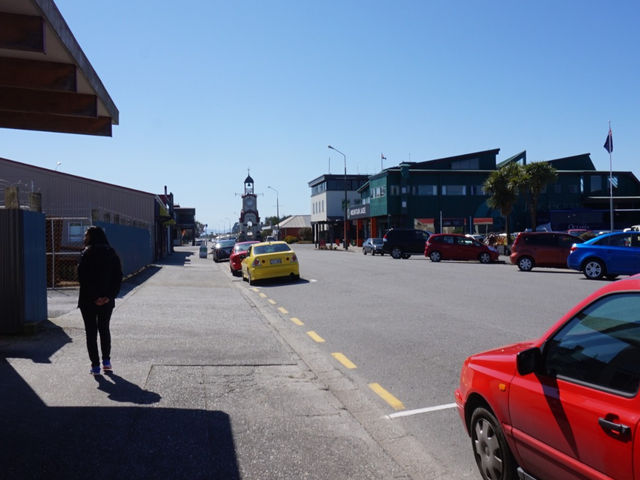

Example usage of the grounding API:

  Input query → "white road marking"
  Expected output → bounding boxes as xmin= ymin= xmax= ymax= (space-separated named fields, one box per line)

xmin=385 ymin=402 xmax=457 ymax=419
xmin=310 ymin=279 xmax=317 ymax=283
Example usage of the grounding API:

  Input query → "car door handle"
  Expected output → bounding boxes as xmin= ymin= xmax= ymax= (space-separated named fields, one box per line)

xmin=598 ymin=417 xmax=631 ymax=436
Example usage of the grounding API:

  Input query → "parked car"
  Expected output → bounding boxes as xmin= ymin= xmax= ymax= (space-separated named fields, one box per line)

xmin=241 ymin=241 xmax=299 ymax=285
xmin=425 ymin=233 xmax=499 ymax=263
xmin=456 ymin=274 xmax=640 ymax=480
xmin=229 ymin=241 xmax=260 ymax=275
xmin=198 ymin=242 xmax=208 ymax=258
xmin=212 ymin=238 xmax=236 ymax=262
xmin=567 ymin=231 xmax=640 ymax=279
xmin=362 ymin=237 xmax=384 ymax=255
xmin=382 ymin=228 xmax=431 ymax=259
xmin=509 ymin=231 xmax=582 ymax=271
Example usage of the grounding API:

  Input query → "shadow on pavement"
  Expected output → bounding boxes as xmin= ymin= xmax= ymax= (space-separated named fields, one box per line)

xmin=0 ymin=361 xmax=239 ymax=480
xmin=0 ymin=358 xmax=240 ymax=480
xmin=0 ymin=320 xmax=71 ymax=363
xmin=1 ymin=298 xmax=240 ymax=480
xmin=95 ymin=372 xmax=162 ymax=404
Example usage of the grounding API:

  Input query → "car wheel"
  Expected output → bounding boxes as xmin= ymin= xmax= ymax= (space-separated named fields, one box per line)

xmin=517 ymin=256 xmax=533 ymax=272
xmin=391 ymin=248 xmax=402 ymax=259
xmin=583 ymin=259 xmax=605 ymax=280
xmin=479 ymin=252 xmax=491 ymax=264
xmin=429 ymin=251 xmax=441 ymax=262
xmin=363 ymin=249 xmax=367 ymax=255
xmin=470 ymin=407 xmax=517 ymax=480
xmin=248 ymin=271 xmax=254 ymax=285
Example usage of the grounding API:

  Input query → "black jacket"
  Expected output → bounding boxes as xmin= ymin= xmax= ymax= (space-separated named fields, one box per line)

xmin=77 ymin=244 xmax=123 ymax=309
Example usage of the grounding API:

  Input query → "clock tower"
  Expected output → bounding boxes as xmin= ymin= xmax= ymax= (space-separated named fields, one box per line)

xmin=239 ymin=171 xmax=261 ymax=239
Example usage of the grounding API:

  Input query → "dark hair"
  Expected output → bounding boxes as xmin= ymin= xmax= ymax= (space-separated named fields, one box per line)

xmin=85 ymin=226 xmax=110 ymax=246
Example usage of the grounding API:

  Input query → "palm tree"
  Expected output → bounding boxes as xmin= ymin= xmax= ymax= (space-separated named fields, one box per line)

xmin=520 ymin=162 xmax=557 ymax=230
xmin=484 ymin=163 xmax=522 ymax=244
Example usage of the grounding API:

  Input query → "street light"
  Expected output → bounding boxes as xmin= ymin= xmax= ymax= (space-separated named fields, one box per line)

xmin=328 ymin=145 xmax=348 ymax=250
xmin=267 ymin=186 xmax=279 ymax=240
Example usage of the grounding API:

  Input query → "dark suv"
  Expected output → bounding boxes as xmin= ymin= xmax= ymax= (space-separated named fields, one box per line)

xmin=382 ymin=228 xmax=431 ymax=259
xmin=510 ymin=232 xmax=583 ymax=271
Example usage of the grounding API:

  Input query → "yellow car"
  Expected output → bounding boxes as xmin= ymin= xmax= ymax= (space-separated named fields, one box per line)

xmin=241 ymin=241 xmax=300 ymax=285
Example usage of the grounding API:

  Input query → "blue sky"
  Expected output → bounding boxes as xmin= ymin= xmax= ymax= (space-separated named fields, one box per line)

xmin=1 ymin=1 xmax=638 ymax=232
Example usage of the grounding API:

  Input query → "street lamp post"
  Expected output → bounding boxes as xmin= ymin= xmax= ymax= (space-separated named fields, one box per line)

xmin=328 ymin=145 xmax=348 ymax=250
xmin=267 ymin=186 xmax=279 ymax=240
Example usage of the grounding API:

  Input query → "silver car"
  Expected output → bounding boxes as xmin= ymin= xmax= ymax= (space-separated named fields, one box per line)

xmin=362 ymin=237 xmax=384 ymax=255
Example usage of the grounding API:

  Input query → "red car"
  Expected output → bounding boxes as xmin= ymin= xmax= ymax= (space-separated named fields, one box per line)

xmin=229 ymin=241 xmax=259 ymax=276
xmin=455 ymin=274 xmax=640 ymax=480
xmin=424 ymin=234 xmax=499 ymax=263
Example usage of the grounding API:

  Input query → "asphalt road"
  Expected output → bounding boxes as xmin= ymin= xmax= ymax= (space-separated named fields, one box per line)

xmin=230 ymin=243 xmax=605 ymax=478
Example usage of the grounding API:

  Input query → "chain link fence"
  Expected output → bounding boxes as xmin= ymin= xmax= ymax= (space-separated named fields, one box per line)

xmin=46 ymin=217 xmax=91 ymax=288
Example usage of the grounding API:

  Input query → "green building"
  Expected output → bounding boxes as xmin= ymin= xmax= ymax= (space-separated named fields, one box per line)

xmin=348 ymin=149 xmax=640 ymax=243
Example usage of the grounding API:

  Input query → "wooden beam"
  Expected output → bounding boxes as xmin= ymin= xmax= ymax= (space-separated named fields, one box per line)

xmin=0 ymin=57 xmax=77 ymax=92
xmin=0 ymin=87 xmax=97 ymax=117
xmin=0 ymin=13 xmax=45 ymax=52
xmin=0 ymin=111 xmax=112 ymax=136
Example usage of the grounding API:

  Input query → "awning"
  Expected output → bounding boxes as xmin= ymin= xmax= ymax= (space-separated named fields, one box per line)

xmin=0 ymin=0 xmax=118 ymax=136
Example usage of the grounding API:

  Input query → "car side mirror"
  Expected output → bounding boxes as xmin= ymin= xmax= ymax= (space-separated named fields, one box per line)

xmin=517 ymin=347 xmax=542 ymax=376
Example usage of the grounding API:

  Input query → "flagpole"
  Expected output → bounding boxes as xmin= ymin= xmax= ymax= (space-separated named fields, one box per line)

xmin=609 ymin=121 xmax=613 ymax=231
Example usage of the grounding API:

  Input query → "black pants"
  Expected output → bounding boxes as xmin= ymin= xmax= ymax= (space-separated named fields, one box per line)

xmin=80 ymin=306 xmax=113 ymax=367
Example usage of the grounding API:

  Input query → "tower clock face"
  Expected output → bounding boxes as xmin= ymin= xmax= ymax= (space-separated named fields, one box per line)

xmin=245 ymin=196 xmax=255 ymax=209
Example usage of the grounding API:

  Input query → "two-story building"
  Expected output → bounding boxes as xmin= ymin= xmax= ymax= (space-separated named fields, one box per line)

xmin=321 ymin=149 xmax=640 ymax=244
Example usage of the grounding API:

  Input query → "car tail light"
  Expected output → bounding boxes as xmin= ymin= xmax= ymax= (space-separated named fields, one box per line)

xmin=570 ymin=244 xmax=578 ymax=252
xmin=291 ymin=254 xmax=297 ymax=262
xmin=253 ymin=258 xmax=261 ymax=266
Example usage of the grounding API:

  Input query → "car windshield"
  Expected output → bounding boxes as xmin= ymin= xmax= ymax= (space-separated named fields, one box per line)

xmin=372 ymin=238 xmax=383 ymax=244
xmin=217 ymin=240 xmax=235 ymax=248
xmin=235 ymin=243 xmax=254 ymax=253
xmin=253 ymin=243 xmax=291 ymax=255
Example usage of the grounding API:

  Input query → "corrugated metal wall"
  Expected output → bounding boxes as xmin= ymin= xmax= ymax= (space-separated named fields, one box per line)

xmin=0 ymin=158 xmax=155 ymax=239
xmin=96 ymin=221 xmax=153 ymax=277
xmin=0 ymin=210 xmax=47 ymax=333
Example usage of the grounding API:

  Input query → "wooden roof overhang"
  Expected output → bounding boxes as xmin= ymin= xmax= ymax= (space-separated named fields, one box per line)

xmin=0 ymin=0 xmax=118 ymax=136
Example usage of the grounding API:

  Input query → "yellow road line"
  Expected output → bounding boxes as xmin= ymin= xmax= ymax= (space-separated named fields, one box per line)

xmin=268 ymin=299 xmax=276 ymax=305
xmin=332 ymin=353 xmax=357 ymax=369
xmin=278 ymin=307 xmax=288 ymax=314
xmin=290 ymin=317 xmax=304 ymax=326
xmin=259 ymin=293 xmax=267 ymax=298
xmin=251 ymin=288 xmax=260 ymax=292
xmin=306 ymin=331 xmax=325 ymax=343
xmin=369 ymin=383 xmax=405 ymax=411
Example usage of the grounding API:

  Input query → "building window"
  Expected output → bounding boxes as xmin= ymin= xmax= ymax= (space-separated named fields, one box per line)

xmin=451 ymin=158 xmax=479 ymax=170
xmin=580 ymin=176 xmax=584 ymax=193
xmin=568 ymin=184 xmax=578 ymax=194
xmin=442 ymin=185 xmax=466 ymax=196
xmin=554 ymin=184 xmax=562 ymax=194
xmin=390 ymin=185 xmax=400 ymax=196
xmin=68 ymin=222 xmax=84 ymax=243
xmin=470 ymin=185 xmax=486 ymax=196
xmin=591 ymin=176 xmax=602 ymax=192
xmin=417 ymin=185 xmax=437 ymax=196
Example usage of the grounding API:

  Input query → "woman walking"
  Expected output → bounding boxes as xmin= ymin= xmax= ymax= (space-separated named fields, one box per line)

xmin=78 ymin=226 xmax=123 ymax=375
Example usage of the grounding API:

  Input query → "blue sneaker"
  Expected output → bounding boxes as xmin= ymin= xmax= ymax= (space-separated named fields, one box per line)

xmin=90 ymin=366 xmax=101 ymax=375
xmin=102 ymin=361 xmax=112 ymax=373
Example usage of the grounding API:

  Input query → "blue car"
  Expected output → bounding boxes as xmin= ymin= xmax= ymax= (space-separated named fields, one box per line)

xmin=567 ymin=231 xmax=640 ymax=279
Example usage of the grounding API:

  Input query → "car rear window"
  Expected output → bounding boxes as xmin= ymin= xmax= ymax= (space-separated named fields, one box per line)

xmin=253 ymin=244 xmax=291 ymax=255
xmin=523 ymin=234 xmax=556 ymax=246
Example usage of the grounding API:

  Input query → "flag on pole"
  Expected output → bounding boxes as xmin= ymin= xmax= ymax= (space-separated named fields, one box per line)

xmin=381 ymin=153 xmax=387 ymax=160
xmin=603 ymin=128 xmax=613 ymax=153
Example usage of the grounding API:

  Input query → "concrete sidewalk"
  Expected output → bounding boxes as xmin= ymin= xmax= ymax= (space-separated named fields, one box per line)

xmin=0 ymin=247 xmax=445 ymax=480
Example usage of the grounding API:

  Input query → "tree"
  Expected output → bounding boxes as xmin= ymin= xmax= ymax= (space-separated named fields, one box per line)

xmin=519 ymin=162 xmax=557 ymax=230
xmin=484 ymin=163 xmax=522 ymax=244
